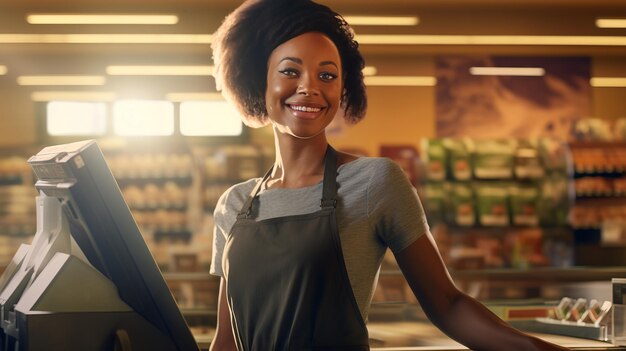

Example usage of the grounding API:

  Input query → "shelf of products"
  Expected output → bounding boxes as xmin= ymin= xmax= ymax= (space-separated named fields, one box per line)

xmin=420 ymin=138 xmax=574 ymax=270
xmin=568 ymin=141 xmax=626 ymax=266
xmin=0 ymin=154 xmax=36 ymax=269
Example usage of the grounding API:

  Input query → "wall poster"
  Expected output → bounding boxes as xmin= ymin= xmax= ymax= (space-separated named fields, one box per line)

xmin=436 ymin=56 xmax=591 ymax=139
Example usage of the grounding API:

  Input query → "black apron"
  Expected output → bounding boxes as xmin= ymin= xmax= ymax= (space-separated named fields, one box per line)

xmin=223 ymin=146 xmax=370 ymax=351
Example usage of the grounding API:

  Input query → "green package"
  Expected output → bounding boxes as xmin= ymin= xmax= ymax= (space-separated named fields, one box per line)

xmin=450 ymin=182 xmax=475 ymax=226
xmin=473 ymin=140 xmax=516 ymax=180
xmin=476 ymin=183 xmax=509 ymax=226
xmin=424 ymin=183 xmax=447 ymax=225
xmin=421 ymin=138 xmax=448 ymax=181
xmin=510 ymin=184 xmax=540 ymax=226
xmin=444 ymin=138 xmax=474 ymax=181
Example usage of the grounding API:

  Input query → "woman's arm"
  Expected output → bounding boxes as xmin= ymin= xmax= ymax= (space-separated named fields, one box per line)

xmin=394 ymin=233 xmax=569 ymax=351
xmin=209 ymin=278 xmax=237 ymax=351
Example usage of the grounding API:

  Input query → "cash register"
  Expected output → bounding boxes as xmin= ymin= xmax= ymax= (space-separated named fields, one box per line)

xmin=0 ymin=140 xmax=199 ymax=351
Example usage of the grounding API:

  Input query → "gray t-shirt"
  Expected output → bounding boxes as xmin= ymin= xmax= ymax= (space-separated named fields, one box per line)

xmin=210 ymin=157 xmax=429 ymax=320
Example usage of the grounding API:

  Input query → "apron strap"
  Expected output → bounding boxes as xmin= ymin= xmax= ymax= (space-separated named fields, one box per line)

xmin=237 ymin=166 xmax=273 ymax=219
xmin=321 ymin=145 xmax=338 ymax=208
xmin=237 ymin=144 xmax=339 ymax=218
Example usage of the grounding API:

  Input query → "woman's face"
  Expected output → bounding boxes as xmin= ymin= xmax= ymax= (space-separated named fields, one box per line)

xmin=265 ymin=32 xmax=343 ymax=140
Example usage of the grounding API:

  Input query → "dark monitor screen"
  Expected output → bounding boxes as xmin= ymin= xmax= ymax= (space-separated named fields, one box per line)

xmin=28 ymin=139 xmax=198 ymax=351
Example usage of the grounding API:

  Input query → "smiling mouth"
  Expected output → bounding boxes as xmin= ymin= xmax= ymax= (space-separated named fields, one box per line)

xmin=288 ymin=104 xmax=323 ymax=113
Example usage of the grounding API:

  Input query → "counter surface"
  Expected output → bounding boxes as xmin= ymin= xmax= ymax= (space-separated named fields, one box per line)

xmin=368 ymin=321 xmax=622 ymax=350
xmin=195 ymin=321 xmax=624 ymax=350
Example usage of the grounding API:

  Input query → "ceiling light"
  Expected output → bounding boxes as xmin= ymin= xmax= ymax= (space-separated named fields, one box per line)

xmin=166 ymin=92 xmax=224 ymax=101
xmin=355 ymin=34 xmax=626 ymax=46
xmin=469 ymin=67 xmax=545 ymax=76
xmin=364 ymin=76 xmax=436 ymax=86
xmin=31 ymin=91 xmax=116 ymax=102
xmin=0 ymin=34 xmax=211 ymax=44
xmin=343 ymin=16 xmax=419 ymax=26
xmin=0 ymin=66 xmax=6 ymax=75
xmin=596 ymin=18 xmax=626 ymax=29
xmin=107 ymin=65 xmax=213 ymax=76
xmin=17 ymin=75 xmax=106 ymax=86
xmin=590 ymin=77 xmax=626 ymax=87
xmin=26 ymin=14 xmax=178 ymax=25
xmin=362 ymin=66 xmax=378 ymax=76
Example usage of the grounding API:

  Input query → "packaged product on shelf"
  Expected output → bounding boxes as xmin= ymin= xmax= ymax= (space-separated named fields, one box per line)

xmin=573 ymin=118 xmax=613 ymax=141
xmin=509 ymin=185 xmax=540 ymax=226
xmin=424 ymin=182 xmax=447 ymax=225
xmin=0 ymin=156 xmax=30 ymax=185
xmin=449 ymin=182 xmax=475 ymax=226
xmin=473 ymin=139 xmax=516 ymax=179
xmin=421 ymin=139 xmax=448 ymax=181
xmin=538 ymin=138 xmax=571 ymax=175
xmin=514 ymin=139 xmax=544 ymax=179
xmin=539 ymin=175 xmax=572 ymax=227
xmin=504 ymin=228 xmax=548 ymax=268
xmin=615 ymin=118 xmax=626 ymax=141
xmin=475 ymin=182 xmax=509 ymax=226
xmin=444 ymin=138 xmax=474 ymax=181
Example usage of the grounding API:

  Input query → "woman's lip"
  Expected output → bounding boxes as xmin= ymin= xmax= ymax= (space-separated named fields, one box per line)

xmin=287 ymin=103 xmax=325 ymax=111
xmin=287 ymin=105 xmax=325 ymax=119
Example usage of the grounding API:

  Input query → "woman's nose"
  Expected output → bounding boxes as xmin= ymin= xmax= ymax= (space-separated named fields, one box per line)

xmin=297 ymin=75 xmax=320 ymax=96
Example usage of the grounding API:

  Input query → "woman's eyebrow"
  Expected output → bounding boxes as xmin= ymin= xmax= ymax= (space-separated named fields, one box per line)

xmin=280 ymin=57 xmax=302 ymax=64
xmin=279 ymin=57 xmax=338 ymax=69
xmin=320 ymin=61 xmax=338 ymax=69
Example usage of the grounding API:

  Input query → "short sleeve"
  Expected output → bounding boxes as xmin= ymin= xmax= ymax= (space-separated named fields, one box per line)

xmin=209 ymin=188 xmax=232 ymax=277
xmin=209 ymin=179 xmax=258 ymax=277
xmin=366 ymin=158 xmax=429 ymax=254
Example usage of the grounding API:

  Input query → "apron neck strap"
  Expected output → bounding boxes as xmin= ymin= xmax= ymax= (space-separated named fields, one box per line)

xmin=237 ymin=145 xmax=339 ymax=218
xmin=320 ymin=145 xmax=338 ymax=208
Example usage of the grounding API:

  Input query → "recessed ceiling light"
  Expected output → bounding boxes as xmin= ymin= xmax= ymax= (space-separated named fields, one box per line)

xmin=596 ymin=18 xmax=626 ymax=29
xmin=0 ymin=34 xmax=211 ymax=44
xmin=26 ymin=14 xmax=179 ymax=25
xmin=0 ymin=65 xmax=7 ymax=75
xmin=355 ymin=34 xmax=626 ymax=46
xmin=343 ymin=16 xmax=419 ymax=26
xmin=106 ymin=65 xmax=213 ymax=76
xmin=364 ymin=76 xmax=436 ymax=86
xmin=590 ymin=77 xmax=626 ymax=87
xmin=362 ymin=66 xmax=378 ymax=76
xmin=17 ymin=75 xmax=106 ymax=86
xmin=31 ymin=91 xmax=116 ymax=102
xmin=469 ymin=67 xmax=545 ymax=76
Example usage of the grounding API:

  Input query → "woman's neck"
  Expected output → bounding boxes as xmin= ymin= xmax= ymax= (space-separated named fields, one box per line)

xmin=268 ymin=130 xmax=328 ymax=189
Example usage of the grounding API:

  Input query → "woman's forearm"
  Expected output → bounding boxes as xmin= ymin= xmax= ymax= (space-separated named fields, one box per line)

xmin=431 ymin=292 xmax=568 ymax=351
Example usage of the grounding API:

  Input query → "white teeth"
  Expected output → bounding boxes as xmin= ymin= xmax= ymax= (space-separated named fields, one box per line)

xmin=290 ymin=105 xmax=321 ymax=113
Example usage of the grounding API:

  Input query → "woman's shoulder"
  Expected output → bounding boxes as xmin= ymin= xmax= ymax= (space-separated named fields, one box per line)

xmin=340 ymin=155 xmax=402 ymax=175
xmin=213 ymin=177 xmax=261 ymax=218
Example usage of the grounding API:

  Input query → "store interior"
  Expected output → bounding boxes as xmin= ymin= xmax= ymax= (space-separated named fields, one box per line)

xmin=1 ymin=0 xmax=626 ymax=348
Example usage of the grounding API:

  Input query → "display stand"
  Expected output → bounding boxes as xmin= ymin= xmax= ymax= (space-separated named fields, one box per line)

xmin=0 ymin=194 xmax=176 ymax=351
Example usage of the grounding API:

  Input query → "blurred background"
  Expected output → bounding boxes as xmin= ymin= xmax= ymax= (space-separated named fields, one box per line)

xmin=1 ymin=0 xmax=626 ymax=345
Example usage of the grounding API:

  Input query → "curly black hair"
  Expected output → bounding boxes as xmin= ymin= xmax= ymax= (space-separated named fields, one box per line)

xmin=212 ymin=0 xmax=367 ymax=128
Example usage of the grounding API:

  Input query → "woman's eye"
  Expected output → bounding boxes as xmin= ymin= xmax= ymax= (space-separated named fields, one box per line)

xmin=279 ymin=69 xmax=298 ymax=77
xmin=320 ymin=72 xmax=338 ymax=81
